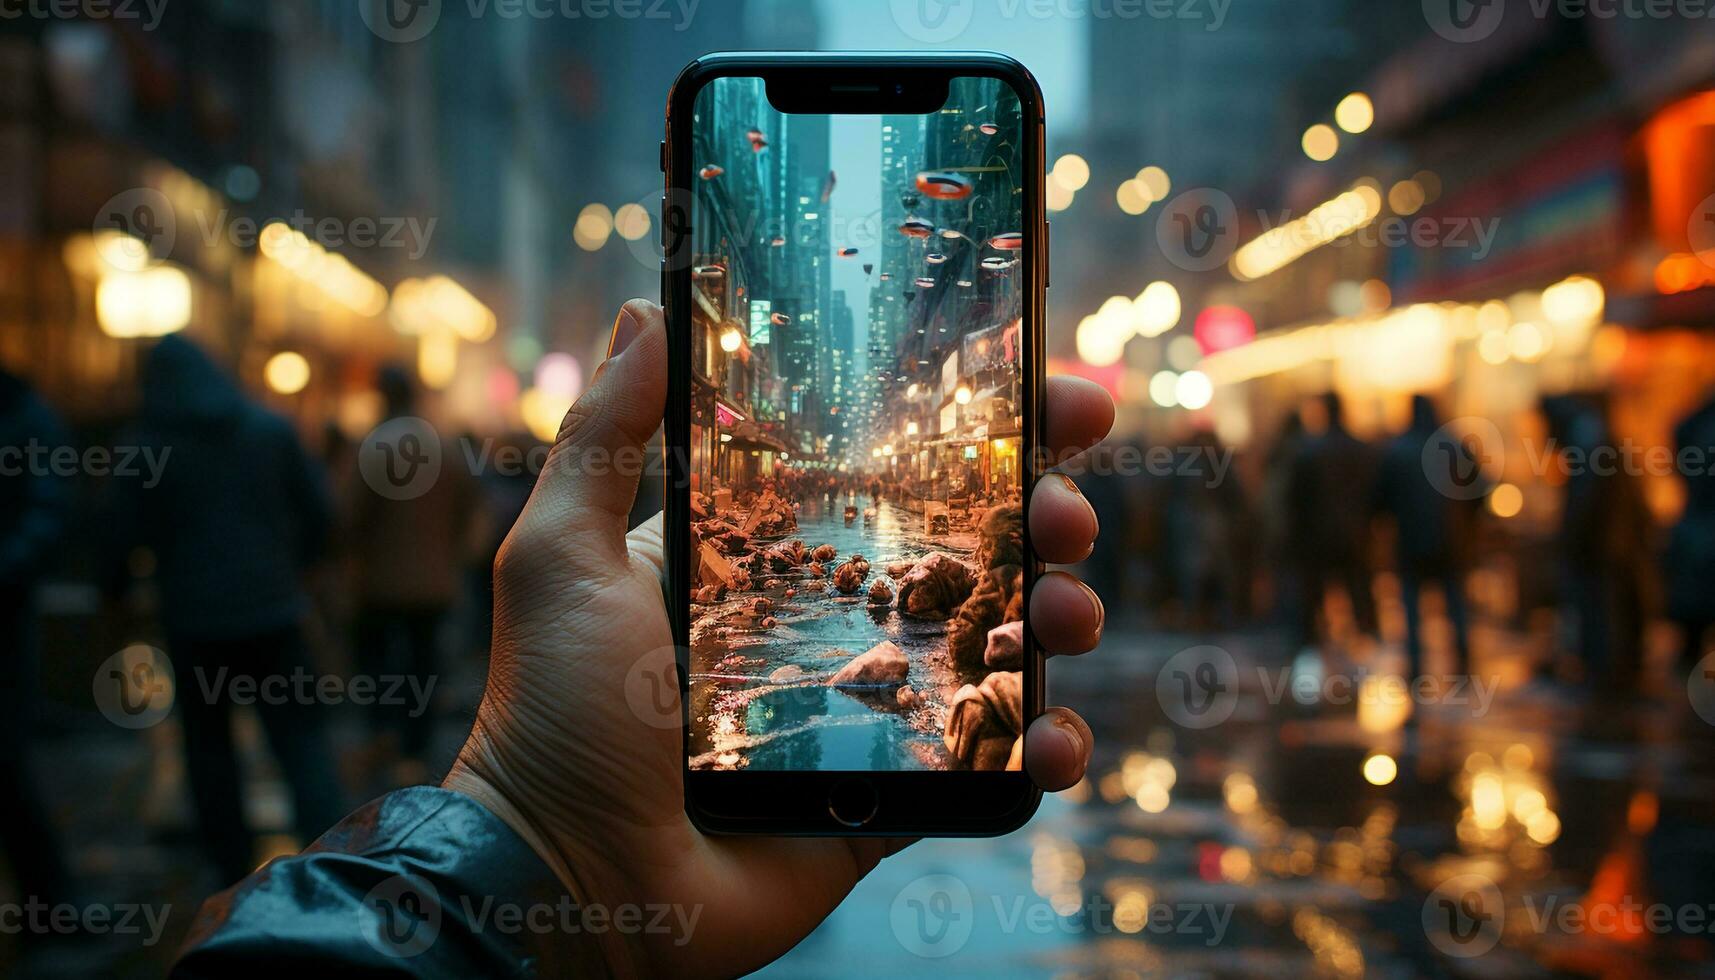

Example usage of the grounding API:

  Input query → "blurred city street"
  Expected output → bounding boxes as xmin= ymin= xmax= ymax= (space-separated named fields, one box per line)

xmin=767 ymin=608 xmax=1715 ymax=978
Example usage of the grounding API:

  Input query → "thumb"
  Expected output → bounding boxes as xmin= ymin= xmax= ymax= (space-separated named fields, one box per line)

xmin=518 ymin=299 xmax=666 ymax=563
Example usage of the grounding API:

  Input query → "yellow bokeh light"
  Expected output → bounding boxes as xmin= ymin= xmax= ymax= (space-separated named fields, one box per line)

xmin=1116 ymin=179 xmax=1152 ymax=215
xmin=1302 ymin=123 xmax=1339 ymax=162
xmin=1335 ymin=92 xmax=1374 ymax=134
xmin=1362 ymin=753 xmax=1398 ymax=786
xmin=95 ymin=265 xmax=193 ymax=339
xmin=1388 ymin=179 xmax=1425 ymax=215
xmin=1132 ymin=280 xmax=1182 ymax=338
xmin=1045 ymin=173 xmax=1075 ymax=212
xmin=1075 ymin=314 xmax=1126 ymax=367
xmin=263 ymin=351 xmax=311 ymax=395
xmin=1175 ymin=370 xmax=1213 ymax=411
xmin=613 ymin=202 xmax=652 ymax=241
xmin=574 ymin=202 xmax=614 ymax=251
xmin=1489 ymin=482 xmax=1524 ymax=518
xmin=1507 ymin=320 xmax=1549 ymax=362
xmin=1052 ymin=153 xmax=1090 ymax=191
xmin=1134 ymin=165 xmax=1170 ymax=199
xmin=417 ymin=331 xmax=458 ymax=390
xmin=1149 ymin=370 xmax=1179 ymax=408
xmin=519 ymin=386 xmax=572 ymax=443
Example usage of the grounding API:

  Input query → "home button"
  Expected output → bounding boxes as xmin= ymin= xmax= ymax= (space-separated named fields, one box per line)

xmin=827 ymin=778 xmax=879 ymax=828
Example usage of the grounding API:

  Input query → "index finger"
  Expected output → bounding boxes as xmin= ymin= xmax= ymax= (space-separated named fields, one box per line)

xmin=1043 ymin=375 xmax=1115 ymax=467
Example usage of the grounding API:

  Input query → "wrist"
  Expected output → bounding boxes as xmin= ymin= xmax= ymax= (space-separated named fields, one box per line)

xmin=444 ymin=736 xmax=650 ymax=978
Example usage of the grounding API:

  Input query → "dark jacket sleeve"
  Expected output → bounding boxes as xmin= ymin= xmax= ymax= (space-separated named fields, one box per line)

xmin=172 ymin=787 xmax=618 ymax=978
xmin=0 ymin=396 xmax=68 ymax=588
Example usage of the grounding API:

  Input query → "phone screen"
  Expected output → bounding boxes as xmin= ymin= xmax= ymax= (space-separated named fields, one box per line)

xmin=685 ymin=75 xmax=1028 ymax=773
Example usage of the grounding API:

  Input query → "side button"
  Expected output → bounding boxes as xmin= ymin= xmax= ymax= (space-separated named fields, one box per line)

xmin=659 ymin=140 xmax=667 ymax=173
xmin=1045 ymin=220 xmax=1051 ymax=289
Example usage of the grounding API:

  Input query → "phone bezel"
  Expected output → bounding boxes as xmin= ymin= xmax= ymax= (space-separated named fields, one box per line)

xmin=662 ymin=51 xmax=1047 ymax=836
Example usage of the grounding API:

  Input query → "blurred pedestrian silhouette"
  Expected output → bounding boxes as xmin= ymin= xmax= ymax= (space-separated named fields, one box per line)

xmin=115 ymin=337 xmax=345 ymax=884
xmin=345 ymin=365 xmax=475 ymax=782
xmin=1374 ymin=395 xmax=1478 ymax=680
xmin=1286 ymin=392 xmax=1379 ymax=652
xmin=1159 ymin=428 xmax=1247 ymax=629
xmin=1667 ymin=388 xmax=1715 ymax=670
xmin=0 ymin=368 xmax=74 ymax=908
xmin=1541 ymin=394 xmax=1653 ymax=694
xmin=1260 ymin=410 xmax=1307 ymax=627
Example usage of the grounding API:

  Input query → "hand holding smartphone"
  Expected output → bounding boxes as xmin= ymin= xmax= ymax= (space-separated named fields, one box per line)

xmin=663 ymin=53 xmax=1049 ymax=835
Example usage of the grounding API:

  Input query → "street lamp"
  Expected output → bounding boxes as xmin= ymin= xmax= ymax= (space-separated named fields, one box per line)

xmin=719 ymin=328 xmax=742 ymax=353
xmin=954 ymin=384 xmax=972 ymax=405
xmin=905 ymin=421 xmax=919 ymax=436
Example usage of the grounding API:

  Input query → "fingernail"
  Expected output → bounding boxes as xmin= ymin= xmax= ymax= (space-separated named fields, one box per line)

xmin=1077 ymin=579 xmax=1104 ymax=638
xmin=608 ymin=306 xmax=643 ymax=358
xmin=1057 ymin=473 xmax=1082 ymax=496
xmin=1051 ymin=713 xmax=1084 ymax=755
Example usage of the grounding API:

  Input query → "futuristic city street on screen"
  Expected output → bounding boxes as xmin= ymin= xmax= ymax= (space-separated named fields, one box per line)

xmin=686 ymin=76 xmax=1027 ymax=772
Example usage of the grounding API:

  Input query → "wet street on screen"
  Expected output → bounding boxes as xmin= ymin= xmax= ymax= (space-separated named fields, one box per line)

xmin=689 ymin=494 xmax=979 ymax=771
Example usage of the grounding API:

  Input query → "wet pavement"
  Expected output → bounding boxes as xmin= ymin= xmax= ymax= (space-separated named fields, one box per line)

xmin=13 ymin=591 xmax=1715 ymax=977
xmin=690 ymin=495 xmax=979 ymax=771
xmin=760 ymin=612 xmax=1715 ymax=979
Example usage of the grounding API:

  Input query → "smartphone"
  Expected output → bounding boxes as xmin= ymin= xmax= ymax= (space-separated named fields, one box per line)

xmin=662 ymin=52 xmax=1046 ymax=835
